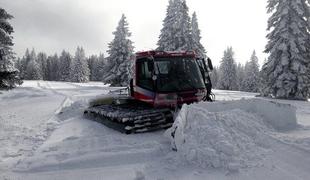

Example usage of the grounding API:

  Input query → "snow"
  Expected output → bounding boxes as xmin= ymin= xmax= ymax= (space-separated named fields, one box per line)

xmin=167 ymin=99 xmax=297 ymax=171
xmin=195 ymin=99 xmax=297 ymax=130
xmin=1 ymin=81 xmax=310 ymax=180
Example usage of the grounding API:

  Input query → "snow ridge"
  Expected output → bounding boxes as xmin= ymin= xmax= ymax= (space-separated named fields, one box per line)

xmin=168 ymin=99 xmax=297 ymax=171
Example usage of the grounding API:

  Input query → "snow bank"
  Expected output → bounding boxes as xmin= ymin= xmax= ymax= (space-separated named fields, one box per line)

xmin=202 ymin=99 xmax=297 ymax=131
xmin=167 ymin=99 xmax=297 ymax=171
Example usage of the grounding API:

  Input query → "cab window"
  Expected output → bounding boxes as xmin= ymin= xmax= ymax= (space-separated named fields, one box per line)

xmin=136 ymin=58 xmax=154 ymax=90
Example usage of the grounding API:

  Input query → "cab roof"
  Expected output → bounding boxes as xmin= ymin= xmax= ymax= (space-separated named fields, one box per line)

xmin=135 ymin=50 xmax=197 ymax=59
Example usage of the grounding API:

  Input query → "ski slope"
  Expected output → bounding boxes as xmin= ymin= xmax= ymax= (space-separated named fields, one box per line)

xmin=0 ymin=81 xmax=310 ymax=180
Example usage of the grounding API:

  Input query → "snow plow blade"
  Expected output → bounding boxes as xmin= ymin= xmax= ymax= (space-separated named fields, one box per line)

xmin=84 ymin=96 xmax=174 ymax=134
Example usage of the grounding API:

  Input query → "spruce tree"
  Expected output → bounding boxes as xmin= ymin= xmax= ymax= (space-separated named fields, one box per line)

xmin=157 ymin=0 xmax=178 ymax=51
xmin=103 ymin=14 xmax=134 ymax=86
xmin=191 ymin=12 xmax=206 ymax=58
xmin=46 ymin=54 xmax=59 ymax=81
xmin=19 ymin=49 xmax=31 ymax=79
xmin=243 ymin=51 xmax=260 ymax=92
xmin=0 ymin=8 xmax=22 ymax=89
xmin=25 ymin=49 xmax=43 ymax=80
xmin=210 ymin=66 xmax=219 ymax=89
xmin=157 ymin=0 xmax=193 ymax=51
xmin=88 ymin=55 xmax=99 ymax=81
xmin=236 ymin=63 xmax=245 ymax=91
xmin=176 ymin=0 xmax=193 ymax=50
xmin=58 ymin=50 xmax=72 ymax=81
xmin=88 ymin=53 xmax=106 ymax=81
xmin=218 ymin=47 xmax=238 ymax=90
xmin=37 ymin=52 xmax=48 ymax=80
xmin=70 ymin=47 xmax=90 ymax=82
xmin=97 ymin=53 xmax=106 ymax=81
xmin=52 ymin=54 xmax=60 ymax=81
xmin=46 ymin=55 xmax=53 ymax=81
xmin=261 ymin=0 xmax=310 ymax=100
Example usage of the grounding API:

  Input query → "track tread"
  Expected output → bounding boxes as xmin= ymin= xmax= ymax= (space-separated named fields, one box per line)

xmin=84 ymin=102 xmax=174 ymax=134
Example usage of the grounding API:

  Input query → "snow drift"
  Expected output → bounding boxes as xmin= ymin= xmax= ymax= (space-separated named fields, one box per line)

xmin=167 ymin=99 xmax=297 ymax=170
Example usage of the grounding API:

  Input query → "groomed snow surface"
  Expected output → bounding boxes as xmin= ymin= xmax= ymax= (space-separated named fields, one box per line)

xmin=1 ymin=81 xmax=310 ymax=180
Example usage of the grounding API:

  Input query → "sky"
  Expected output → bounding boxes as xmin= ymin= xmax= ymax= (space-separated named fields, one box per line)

xmin=1 ymin=0 xmax=269 ymax=66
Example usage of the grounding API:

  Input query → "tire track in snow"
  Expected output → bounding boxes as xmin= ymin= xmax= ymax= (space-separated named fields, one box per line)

xmin=10 ymin=82 xmax=75 ymax=170
xmin=268 ymin=138 xmax=310 ymax=180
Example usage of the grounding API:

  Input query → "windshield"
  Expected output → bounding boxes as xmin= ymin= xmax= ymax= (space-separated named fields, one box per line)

xmin=154 ymin=57 xmax=205 ymax=92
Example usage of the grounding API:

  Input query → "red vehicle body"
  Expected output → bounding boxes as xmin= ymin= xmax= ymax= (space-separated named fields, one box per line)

xmin=131 ymin=51 xmax=208 ymax=108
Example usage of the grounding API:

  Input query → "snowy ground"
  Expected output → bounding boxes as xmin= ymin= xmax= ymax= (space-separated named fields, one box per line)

xmin=0 ymin=81 xmax=310 ymax=180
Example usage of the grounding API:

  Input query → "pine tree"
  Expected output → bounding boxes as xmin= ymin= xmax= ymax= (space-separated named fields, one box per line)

xmin=236 ymin=63 xmax=245 ymax=91
xmin=52 ymin=54 xmax=60 ymax=81
xmin=191 ymin=12 xmax=206 ymax=58
xmin=97 ymin=53 xmax=106 ymax=81
xmin=19 ymin=49 xmax=31 ymax=79
xmin=88 ymin=55 xmax=99 ymax=81
xmin=46 ymin=54 xmax=59 ymax=81
xmin=103 ymin=14 xmax=134 ymax=86
xmin=0 ymin=8 xmax=22 ymax=89
xmin=242 ymin=51 xmax=260 ymax=92
xmin=88 ymin=53 xmax=106 ymax=81
xmin=70 ymin=47 xmax=90 ymax=82
xmin=46 ymin=55 xmax=53 ymax=81
xmin=58 ymin=50 xmax=72 ymax=81
xmin=210 ymin=66 xmax=219 ymax=89
xmin=177 ymin=0 xmax=193 ymax=50
xmin=157 ymin=0 xmax=178 ymax=51
xmin=25 ymin=49 xmax=43 ymax=80
xmin=218 ymin=47 xmax=238 ymax=90
xmin=37 ymin=52 xmax=48 ymax=80
xmin=157 ymin=0 xmax=193 ymax=51
xmin=261 ymin=0 xmax=310 ymax=100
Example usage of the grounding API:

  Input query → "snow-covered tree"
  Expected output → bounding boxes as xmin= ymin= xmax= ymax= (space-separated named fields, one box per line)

xmin=191 ymin=12 xmax=206 ymax=58
xmin=46 ymin=54 xmax=59 ymax=81
xmin=88 ymin=55 xmax=99 ymax=81
xmin=0 ymin=8 xmax=13 ymax=54
xmin=19 ymin=49 xmax=30 ymax=78
xmin=25 ymin=49 xmax=43 ymax=80
xmin=58 ymin=50 xmax=72 ymax=81
xmin=157 ymin=0 xmax=178 ymax=51
xmin=242 ymin=51 xmax=260 ymax=92
xmin=236 ymin=63 xmax=245 ymax=91
xmin=37 ymin=52 xmax=48 ymax=80
xmin=96 ymin=53 xmax=106 ymax=81
xmin=210 ymin=66 xmax=219 ymax=89
xmin=261 ymin=0 xmax=310 ymax=100
xmin=70 ymin=47 xmax=90 ymax=82
xmin=157 ymin=0 xmax=193 ymax=51
xmin=103 ymin=14 xmax=134 ymax=86
xmin=0 ymin=8 xmax=22 ymax=89
xmin=177 ymin=0 xmax=193 ymax=50
xmin=88 ymin=53 xmax=106 ymax=81
xmin=46 ymin=55 xmax=53 ymax=81
xmin=218 ymin=47 xmax=238 ymax=90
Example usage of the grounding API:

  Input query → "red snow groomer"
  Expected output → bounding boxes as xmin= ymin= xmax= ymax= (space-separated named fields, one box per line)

xmin=84 ymin=50 xmax=214 ymax=134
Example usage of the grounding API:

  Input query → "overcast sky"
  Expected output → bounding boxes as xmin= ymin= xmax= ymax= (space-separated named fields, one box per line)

xmin=2 ymin=0 xmax=269 ymax=66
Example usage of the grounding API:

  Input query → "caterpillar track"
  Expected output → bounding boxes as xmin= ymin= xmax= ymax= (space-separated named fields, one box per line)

xmin=84 ymin=97 xmax=174 ymax=134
